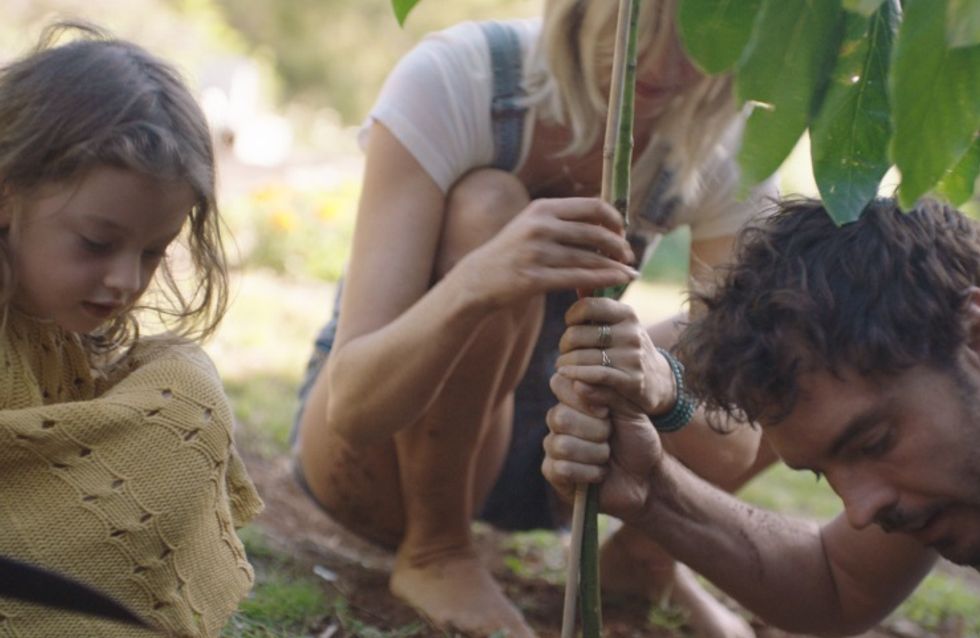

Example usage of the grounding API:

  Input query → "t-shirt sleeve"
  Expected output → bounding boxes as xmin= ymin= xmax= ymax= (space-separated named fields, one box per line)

xmin=357 ymin=22 xmax=496 ymax=193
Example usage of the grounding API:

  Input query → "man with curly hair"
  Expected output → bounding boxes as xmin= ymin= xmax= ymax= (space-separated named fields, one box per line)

xmin=543 ymin=197 xmax=980 ymax=635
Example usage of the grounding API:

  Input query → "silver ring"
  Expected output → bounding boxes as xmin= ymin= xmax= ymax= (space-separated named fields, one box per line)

xmin=601 ymin=349 xmax=612 ymax=367
xmin=597 ymin=324 xmax=612 ymax=349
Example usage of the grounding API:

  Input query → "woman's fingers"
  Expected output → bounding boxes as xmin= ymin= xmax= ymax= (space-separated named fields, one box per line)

xmin=519 ymin=198 xmax=635 ymax=265
xmin=555 ymin=365 xmax=638 ymax=412
xmin=529 ymin=242 xmax=637 ymax=277
xmin=549 ymin=373 xmax=609 ymax=418
xmin=556 ymin=296 xmax=668 ymax=413
xmin=542 ymin=219 xmax=635 ymax=265
xmin=541 ymin=455 xmax=606 ymax=500
xmin=563 ymin=296 xmax=637 ymax=327
xmin=465 ymin=197 xmax=640 ymax=303
xmin=545 ymin=389 xmax=612 ymax=439
xmin=542 ymin=402 xmax=612 ymax=497
xmin=531 ymin=196 xmax=626 ymax=229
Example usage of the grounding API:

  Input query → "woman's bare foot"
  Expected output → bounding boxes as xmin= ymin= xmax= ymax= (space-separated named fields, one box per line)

xmin=600 ymin=525 xmax=755 ymax=638
xmin=391 ymin=548 xmax=536 ymax=637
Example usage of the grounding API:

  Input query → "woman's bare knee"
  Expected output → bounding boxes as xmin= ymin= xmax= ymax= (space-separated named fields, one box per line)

xmin=664 ymin=418 xmax=762 ymax=490
xmin=435 ymin=168 xmax=529 ymax=276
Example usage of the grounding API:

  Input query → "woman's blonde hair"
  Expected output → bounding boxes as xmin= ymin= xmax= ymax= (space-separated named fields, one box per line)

xmin=0 ymin=22 xmax=227 ymax=352
xmin=525 ymin=0 xmax=741 ymax=208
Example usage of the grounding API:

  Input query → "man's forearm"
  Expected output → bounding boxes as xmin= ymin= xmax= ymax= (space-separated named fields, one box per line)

xmin=631 ymin=455 xmax=857 ymax=634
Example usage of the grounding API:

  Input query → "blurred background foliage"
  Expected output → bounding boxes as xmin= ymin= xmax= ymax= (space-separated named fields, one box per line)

xmin=2 ymin=0 xmax=540 ymax=123
xmin=2 ymin=0 xmax=976 ymax=286
xmin=211 ymin=0 xmax=540 ymax=123
xmin=0 ymin=0 xmax=874 ymax=287
xmin=1 ymin=0 xmax=547 ymax=285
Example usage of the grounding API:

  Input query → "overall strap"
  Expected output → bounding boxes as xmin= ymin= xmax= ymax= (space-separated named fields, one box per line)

xmin=479 ymin=21 xmax=528 ymax=172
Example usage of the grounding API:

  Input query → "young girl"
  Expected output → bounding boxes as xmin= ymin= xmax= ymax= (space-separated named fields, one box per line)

xmin=0 ymin=23 xmax=262 ymax=637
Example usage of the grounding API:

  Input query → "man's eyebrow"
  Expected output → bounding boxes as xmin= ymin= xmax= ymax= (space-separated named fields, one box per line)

xmin=827 ymin=406 xmax=888 ymax=458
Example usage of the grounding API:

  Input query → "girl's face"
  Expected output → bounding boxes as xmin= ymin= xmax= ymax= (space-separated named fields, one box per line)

xmin=3 ymin=166 xmax=193 ymax=333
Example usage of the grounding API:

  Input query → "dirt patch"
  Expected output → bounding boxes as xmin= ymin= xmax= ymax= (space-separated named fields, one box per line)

xmin=241 ymin=450 xmax=904 ymax=638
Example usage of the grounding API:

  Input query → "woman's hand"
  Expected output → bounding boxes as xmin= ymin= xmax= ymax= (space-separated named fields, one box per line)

xmin=542 ymin=371 xmax=663 ymax=522
xmin=555 ymin=297 xmax=676 ymax=416
xmin=454 ymin=198 xmax=638 ymax=309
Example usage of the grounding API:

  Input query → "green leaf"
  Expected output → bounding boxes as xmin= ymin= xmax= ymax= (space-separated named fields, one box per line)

xmin=891 ymin=0 xmax=980 ymax=208
xmin=936 ymin=134 xmax=980 ymax=205
xmin=948 ymin=0 xmax=980 ymax=48
xmin=390 ymin=0 xmax=421 ymax=26
xmin=676 ymin=0 xmax=763 ymax=74
xmin=811 ymin=2 xmax=897 ymax=224
xmin=735 ymin=0 xmax=844 ymax=191
xmin=842 ymin=0 xmax=885 ymax=16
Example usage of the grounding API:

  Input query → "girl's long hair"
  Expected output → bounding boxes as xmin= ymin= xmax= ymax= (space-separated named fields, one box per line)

xmin=0 ymin=22 xmax=227 ymax=352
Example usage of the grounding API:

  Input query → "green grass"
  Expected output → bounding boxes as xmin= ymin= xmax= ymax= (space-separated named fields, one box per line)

xmin=646 ymin=601 xmax=689 ymax=634
xmin=739 ymin=463 xmax=842 ymax=520
xmin=223 ymin=527 xmax=329 ymax=638
xmin=501 ymin=528 xmax=566 ymax=585
xmin=329 ymin=599 xmax=427 ymax=638
xmin=891 ymin=570 xmax=980 ymax=635
xmin=226 ymin=374 xmax=299 ymax=456
xmin=226 ymin=525 xmax=430 ymax=638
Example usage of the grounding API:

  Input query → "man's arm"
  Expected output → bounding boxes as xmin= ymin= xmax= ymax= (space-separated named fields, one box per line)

xmin=542 ymin=374 xmax=936 ymax=635
xmin=635 ymin=453 xmax=935 ymax=634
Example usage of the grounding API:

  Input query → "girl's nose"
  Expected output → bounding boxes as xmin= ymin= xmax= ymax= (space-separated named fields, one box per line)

xmin=104 ymin=253 xmax=142 ymax=297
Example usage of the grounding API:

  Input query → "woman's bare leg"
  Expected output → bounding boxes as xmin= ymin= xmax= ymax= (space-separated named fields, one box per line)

xmin=297 ymin=169 xmax=541 ymax=636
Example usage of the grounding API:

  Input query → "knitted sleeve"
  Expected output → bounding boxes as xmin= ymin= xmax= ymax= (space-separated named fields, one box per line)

xmin=104 ymin=338 xmax=265 ymax=527
xmin=0 ymin=331 xmax=263 ymax=638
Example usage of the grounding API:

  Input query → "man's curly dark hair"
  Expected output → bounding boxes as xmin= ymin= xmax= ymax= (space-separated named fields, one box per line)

xmin=677 ymin=197 xmax=980 ymax=424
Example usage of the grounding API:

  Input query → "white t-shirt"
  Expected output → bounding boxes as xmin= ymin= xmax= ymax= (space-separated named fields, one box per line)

xmin=359 ymin=19 xmax=777 ymax=244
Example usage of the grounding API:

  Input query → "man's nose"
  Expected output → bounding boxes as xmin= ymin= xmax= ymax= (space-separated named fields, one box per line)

xmin=830 ymin=469 xmax=898 ymax=531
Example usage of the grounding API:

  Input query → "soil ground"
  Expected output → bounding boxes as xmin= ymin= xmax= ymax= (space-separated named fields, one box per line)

xmin=240 ymin=449 xmax=908 ymax=638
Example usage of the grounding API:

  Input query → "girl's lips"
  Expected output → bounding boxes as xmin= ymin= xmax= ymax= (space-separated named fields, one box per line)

xmin=82 ymin=302 xmax=119 ymax=319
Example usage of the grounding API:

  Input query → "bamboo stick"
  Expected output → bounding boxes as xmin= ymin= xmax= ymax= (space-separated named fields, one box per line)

xmin=560 ymin=1 xmax=640 ymax=637
xmin=560 ymin=487 xmax=587 ymax=638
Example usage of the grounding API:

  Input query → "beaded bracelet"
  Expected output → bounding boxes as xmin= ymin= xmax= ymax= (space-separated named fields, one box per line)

xmin=652 ymin=347 xmax=697 ymax=432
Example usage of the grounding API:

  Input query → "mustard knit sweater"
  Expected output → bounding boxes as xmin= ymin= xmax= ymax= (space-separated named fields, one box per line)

xmin=0 ymin=313 xmax=264 ymax=637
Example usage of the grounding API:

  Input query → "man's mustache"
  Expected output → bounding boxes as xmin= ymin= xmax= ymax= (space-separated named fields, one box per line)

xmin=876 ymin=505 xmax=939 ymax=534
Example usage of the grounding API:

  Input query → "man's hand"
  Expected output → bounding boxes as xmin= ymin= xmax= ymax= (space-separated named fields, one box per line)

xmin=542 ymin=371 xmax=664 ymax=523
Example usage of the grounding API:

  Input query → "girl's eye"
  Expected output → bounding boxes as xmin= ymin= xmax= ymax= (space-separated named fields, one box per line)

xmin=80 ymin=236 xmax=111 ymax=254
